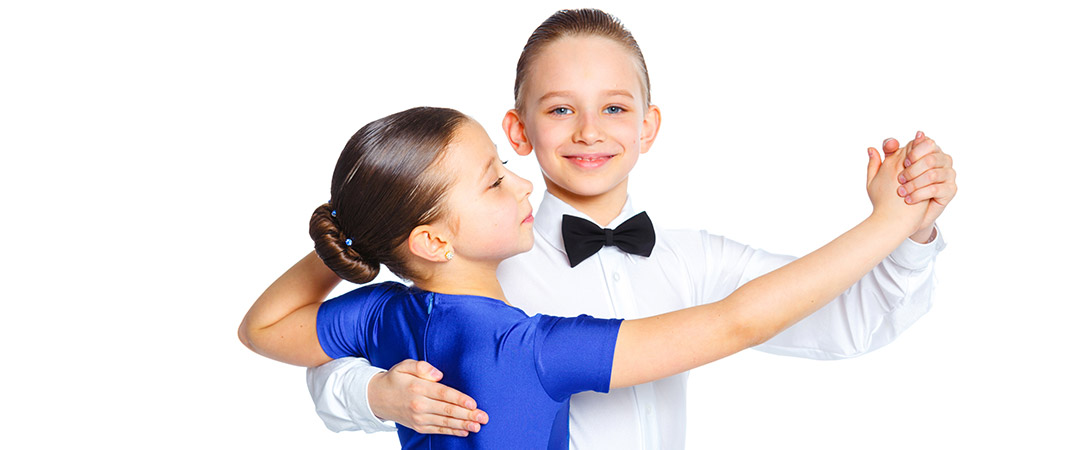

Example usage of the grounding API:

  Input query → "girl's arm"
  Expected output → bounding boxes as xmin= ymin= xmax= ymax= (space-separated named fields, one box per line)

xmin=610 ymin=144 xmax=924 ymax=389
xmin=238 ymin=252 xmax=488 ymax=434
xmin=238 ymin=251 xmax=341 ymax=367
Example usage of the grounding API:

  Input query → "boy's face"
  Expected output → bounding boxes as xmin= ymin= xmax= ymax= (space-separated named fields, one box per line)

xmin=508 ymin=36 xmax=660 ymax=204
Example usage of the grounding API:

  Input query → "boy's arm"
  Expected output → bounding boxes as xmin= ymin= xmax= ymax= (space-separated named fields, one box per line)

xmin=308 ymin=357 xmax=488 ymax=436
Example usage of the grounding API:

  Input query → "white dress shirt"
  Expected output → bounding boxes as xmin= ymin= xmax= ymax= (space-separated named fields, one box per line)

xmin=307 ymin=191 xmax=946 ymax=449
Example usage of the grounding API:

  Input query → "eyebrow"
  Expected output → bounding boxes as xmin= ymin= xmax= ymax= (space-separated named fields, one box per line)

xmin=537 ymin=89 xmax=636 ymax=104
xmin=479 ymin=156 xmax=497 ymax=182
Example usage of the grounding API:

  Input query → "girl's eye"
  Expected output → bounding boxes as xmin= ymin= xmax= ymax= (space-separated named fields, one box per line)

xmin=604 ymin=106 xmax=625 ymax=114
xmin=490 ymin=176 xmax=505 ymax=188
xmin=501 ymin=159 xmax=508 ymax=165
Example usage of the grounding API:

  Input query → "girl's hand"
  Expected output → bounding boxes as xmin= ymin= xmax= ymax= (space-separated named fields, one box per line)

xmin=866 ymin=140 xmax=928 ymax=236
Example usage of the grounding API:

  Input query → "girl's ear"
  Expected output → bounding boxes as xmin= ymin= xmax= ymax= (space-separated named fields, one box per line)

xmin=502 ymin=109 xmax=534 ymax=156
xmin=408 ymin=225 xmax=452 ymax=263
xmin=639 ymin=104 xmax=662 ymax=155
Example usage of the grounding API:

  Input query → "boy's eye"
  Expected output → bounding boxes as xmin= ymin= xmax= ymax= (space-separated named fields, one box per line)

xmin=550 ymin=107 xmax=572 ymax=115
xmin=604 ymin=106 xmax=625 ymax=114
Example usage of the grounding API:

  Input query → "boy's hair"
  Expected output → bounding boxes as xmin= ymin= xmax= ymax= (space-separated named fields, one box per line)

xmin=514 ymin=8 xmax=651 ymax=112
xmin=310 ymin=107 xmax=467 ymax=284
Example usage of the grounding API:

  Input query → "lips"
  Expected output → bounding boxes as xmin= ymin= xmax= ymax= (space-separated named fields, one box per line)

xmin=564 ymin=154 xmax=615 ymax=169
xmin=522 ymin=210 xmax=534 ymax=224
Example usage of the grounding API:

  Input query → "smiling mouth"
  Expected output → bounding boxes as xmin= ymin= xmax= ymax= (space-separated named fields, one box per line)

xmin=565 ymin=154 xmax=615 ymax=169
xmin=567 ymin=155 xmax=614 ymax=162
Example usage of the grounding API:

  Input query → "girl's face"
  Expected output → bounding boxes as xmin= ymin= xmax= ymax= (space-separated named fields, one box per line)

xmin=440 ymin=120 xmax=535 ymax=264
xmin=511 ymin=35 xmax=660 ymax=202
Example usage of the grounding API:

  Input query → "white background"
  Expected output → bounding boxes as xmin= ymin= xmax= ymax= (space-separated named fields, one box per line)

xmin=3 ymin=1 xmax=1078 ymax=448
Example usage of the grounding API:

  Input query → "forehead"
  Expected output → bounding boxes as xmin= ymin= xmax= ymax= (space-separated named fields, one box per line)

xmin=524 ymin=35 xmax=645 ymax=102
xmin=442 ymin=120 xmax=497 ymax=176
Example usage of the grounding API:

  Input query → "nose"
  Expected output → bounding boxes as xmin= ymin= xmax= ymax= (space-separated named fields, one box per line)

xmin=510 ymin=169 xmax=533 ymax=200
xmin=573 ymin=112 xmax=604 ymax=145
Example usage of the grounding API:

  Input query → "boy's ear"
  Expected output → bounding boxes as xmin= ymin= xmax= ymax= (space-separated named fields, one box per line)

xmin=407 ymin=225 xmax=452 ymax=263
xmin=502 ymin=109 xmax=534 ymax=156
xmin=639 ymin=104 xmax=662 ymax=155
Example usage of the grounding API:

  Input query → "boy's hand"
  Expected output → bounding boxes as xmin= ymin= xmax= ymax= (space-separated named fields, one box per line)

xmin=880 ymin=131 xmax=957 ymax=243
xmin=369 ymin=359 xmax=488 ymax=436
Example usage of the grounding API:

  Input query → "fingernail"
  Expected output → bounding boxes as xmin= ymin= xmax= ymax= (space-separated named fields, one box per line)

xmin=466 ymin=399 xmax=477 ymax=409
xmin=470 ymin=423 xmax=481 ymax=432
xmin=916 ymin=131 xmax=924 ymax=140
xmin=431 ymin=368 xmax=442 ymax=378
xmin=898 ymin=174 xmax=906 ymax=184
xmin=905 ymin=195 xmax=913 ymax=203
xmin=478 ymin=412 xmax=489 ymax=423
xmin=883 ymin=138 xmax=893 ymax=147
xmin=904 ymin=159 xmax=911 ymax=168
xmin=898 ymin=186 xmax=907 ymax=197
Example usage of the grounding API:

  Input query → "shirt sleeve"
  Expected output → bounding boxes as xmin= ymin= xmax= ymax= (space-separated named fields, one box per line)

xmin=533 ymin=314 xmax=623 ymax=402
xmin=700 ymin=226 xmax=947 ymax=359
xmin=306 ymin=357 xmax=398 ymax=433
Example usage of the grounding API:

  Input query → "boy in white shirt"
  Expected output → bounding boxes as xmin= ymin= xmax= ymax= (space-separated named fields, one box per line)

xmin=283 ymin=8 xmax=956 ymax=449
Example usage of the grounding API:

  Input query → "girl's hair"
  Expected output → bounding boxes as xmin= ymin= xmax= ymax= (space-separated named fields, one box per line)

xmin=310 ymin=106 xmax=469 ymax=284
xmin=513 ymin=8 xmax=651 ymax=112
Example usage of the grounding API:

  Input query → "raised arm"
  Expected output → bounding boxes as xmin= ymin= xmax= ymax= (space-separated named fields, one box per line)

xmin=239 ymin=251 xmax=487 ymax=435
xmin=610 ymin=142 xmax=927 ymax=388
xmin=238 ymin=251 xmax=339 ymax=366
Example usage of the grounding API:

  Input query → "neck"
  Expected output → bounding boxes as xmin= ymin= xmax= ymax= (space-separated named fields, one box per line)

xmin=412 ymin=260 xmax=509 ymax=304
xmin=544 ymin=177 xmax=629 ymax=227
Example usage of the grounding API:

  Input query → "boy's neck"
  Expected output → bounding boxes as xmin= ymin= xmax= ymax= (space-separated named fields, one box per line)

xmin=544 ymin=177 xmax=629 ymax=227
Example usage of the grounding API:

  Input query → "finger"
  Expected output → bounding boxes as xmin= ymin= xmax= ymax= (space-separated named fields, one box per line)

xmin=415 ymin=424 xmax=472 ymax=437
xmin=908 ymin=178 xmax=957 ymax=205
xmin=428 ymin=383 xmax=481 ymax=414
xmin=899 ymin=151 xmax=951 ymax=185
xmin=904 ymin=182 xmax=955 ymax=205
xmin=866 ymin=147 xmax=882 ymax=186
xmin=412 ymin=360 xmax=444 ymax=382
xmin=898 ymin=167 xmax=955 ymax=198
xmin=881 ymin=138 xmax=900 ymax=155
xmin=899 ymin=152 xmax=951 ymax=185
xmin=906 ymin=137 xmax=942 ymax=167
xmin=412 ymin=398 xmax=487 ymax=429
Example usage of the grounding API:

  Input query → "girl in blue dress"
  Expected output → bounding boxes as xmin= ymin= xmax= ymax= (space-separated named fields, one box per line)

xmin=239 ymin=106 xmax=927 ymax=449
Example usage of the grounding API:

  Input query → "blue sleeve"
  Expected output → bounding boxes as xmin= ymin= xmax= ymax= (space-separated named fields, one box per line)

xmin=316 ymin=282 xmax=397 ymax=360
xmin=533 ymin=314 xmax=623 ymax=402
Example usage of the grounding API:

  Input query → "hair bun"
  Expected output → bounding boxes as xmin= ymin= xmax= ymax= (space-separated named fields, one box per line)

xmin=310 ymin=203 xmax=379 ymax=284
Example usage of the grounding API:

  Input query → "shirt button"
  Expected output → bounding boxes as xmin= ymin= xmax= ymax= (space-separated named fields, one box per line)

xmin=613 ymin=272 xmax=621 ymax=281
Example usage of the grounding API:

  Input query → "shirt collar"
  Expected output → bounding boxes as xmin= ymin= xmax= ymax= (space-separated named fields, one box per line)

xmin=533 ymin=191 xmax=640 ymax=256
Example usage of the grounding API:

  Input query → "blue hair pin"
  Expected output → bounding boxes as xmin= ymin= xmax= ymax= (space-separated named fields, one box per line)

xmin=331 ymin=210 xmax=337 ymax=217
xmin=345 ymin=238 xmax=353 ymax=246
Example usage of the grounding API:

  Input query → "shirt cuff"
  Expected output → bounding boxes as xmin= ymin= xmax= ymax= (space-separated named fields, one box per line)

xmin=887 ymin=224 xmax=947 ymax=270
xmin=307 ymin=357 xmax=398 ymax=433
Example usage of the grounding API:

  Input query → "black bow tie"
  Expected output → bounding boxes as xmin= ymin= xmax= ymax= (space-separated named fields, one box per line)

xmin=561 ymin=212 xmax=656 ymax=268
